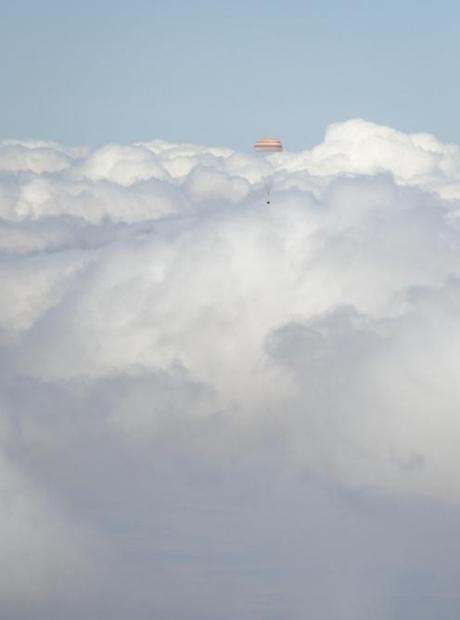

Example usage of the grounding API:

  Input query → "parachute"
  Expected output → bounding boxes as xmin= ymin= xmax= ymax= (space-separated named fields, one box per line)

xmin=253 ymin=138 xmax=283 ymax=204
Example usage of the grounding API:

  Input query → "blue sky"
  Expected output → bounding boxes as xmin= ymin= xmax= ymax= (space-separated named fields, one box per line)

xmin=1 ymin=0 xmax=460 ymax=150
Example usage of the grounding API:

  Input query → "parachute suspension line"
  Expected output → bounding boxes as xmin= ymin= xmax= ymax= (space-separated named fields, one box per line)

xmin=262 ymin=158 xmax=273 ymax=204
xmin=264 ymin=178 xmax=271 ymax=204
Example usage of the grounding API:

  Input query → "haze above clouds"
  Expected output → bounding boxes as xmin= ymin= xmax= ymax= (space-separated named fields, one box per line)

xmin=2 ymin=119 xmax=460 ymax=619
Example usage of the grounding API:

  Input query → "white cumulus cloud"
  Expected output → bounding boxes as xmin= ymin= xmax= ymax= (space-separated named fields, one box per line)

xmin=2 ymin=119 xmax=460 ymax=619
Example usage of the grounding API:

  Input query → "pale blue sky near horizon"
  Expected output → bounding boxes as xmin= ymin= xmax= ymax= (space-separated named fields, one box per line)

xmin=1 ymin=0 xmax=460 ymax=151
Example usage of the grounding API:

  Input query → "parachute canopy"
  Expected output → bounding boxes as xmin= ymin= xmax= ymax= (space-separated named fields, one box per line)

xmin=253 ymin=138 xmax=283 ymax=153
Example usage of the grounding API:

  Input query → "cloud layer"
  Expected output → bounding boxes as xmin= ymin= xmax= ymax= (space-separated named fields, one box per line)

xmin=2 ymin=119 xmax=460 ymax=619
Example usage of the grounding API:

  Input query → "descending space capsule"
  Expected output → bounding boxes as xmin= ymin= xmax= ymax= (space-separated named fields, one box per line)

xmin=253 ymin=138 xmax=283 ymax=204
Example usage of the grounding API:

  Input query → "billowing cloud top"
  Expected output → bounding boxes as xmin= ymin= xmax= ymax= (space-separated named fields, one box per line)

xmin=2 ymin=119 xmax=460 ymax=619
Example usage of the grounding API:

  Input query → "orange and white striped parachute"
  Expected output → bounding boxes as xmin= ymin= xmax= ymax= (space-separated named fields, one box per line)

xmin=253 ymin=138 xmax=283 ymax=153
xmin=253 ymin=138 xmax=283 ymax=203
